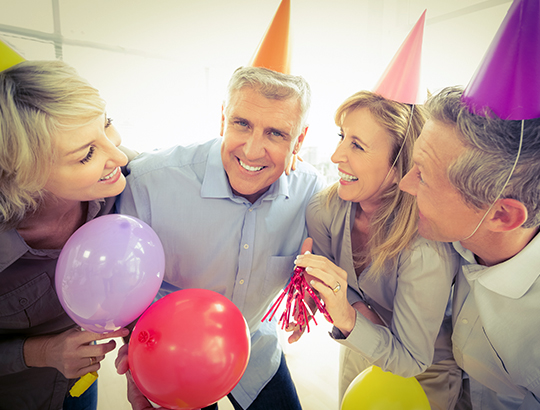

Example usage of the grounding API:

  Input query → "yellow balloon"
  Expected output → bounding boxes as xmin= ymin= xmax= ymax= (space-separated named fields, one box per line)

xmin=341 ymin=365 xmax=431 ymax=410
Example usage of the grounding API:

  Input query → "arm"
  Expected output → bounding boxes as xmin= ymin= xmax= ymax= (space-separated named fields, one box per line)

xmin=298 ymin=240 xmax=455 ymax=378
xmin=23 ymin=328 xmax=129 ymax=379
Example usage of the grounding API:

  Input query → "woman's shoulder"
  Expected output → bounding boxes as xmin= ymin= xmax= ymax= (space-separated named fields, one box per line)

xmin=307 ymin=188 xmax=349 ymax=222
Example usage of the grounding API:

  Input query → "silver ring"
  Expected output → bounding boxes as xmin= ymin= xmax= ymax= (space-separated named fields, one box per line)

xmin=332 ymin=282 xmax=341 ymax=293
xmin=89 ymin=356 xmax=97 ymax=366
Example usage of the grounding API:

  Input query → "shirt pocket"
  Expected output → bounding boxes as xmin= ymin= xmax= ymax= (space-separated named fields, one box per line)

xmin=263 ymin=255 xmax=296 ymax=299
xmin=0 ymin=272 xmax=66 ymax=330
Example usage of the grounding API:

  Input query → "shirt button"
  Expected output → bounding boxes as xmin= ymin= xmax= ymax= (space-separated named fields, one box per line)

xmin=249 ymin=209 xmax=253 ymax=212
xmin=243 ymin=244 xmax=249 ymax=249
xmin=19 ymin=298 xmax=28 ymax=305
xmin=239 ymin=279 xmax=245 ymax=285
xmin=462 ymin=318 xmax=469 ymax=324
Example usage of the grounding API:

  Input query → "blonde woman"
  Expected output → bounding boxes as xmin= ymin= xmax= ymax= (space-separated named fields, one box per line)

xmin=0 ymin=60 xmax=131 ymax=409
xmin=294 ymin=91 xmax=461 ymax=410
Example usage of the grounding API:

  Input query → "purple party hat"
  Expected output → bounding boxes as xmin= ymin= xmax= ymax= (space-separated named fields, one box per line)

xmin=462 ymin=0 xmax=540 ymax=120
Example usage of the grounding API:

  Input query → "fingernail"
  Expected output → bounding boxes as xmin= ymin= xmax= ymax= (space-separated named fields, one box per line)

xmin=310 ymin=280 xmax=315 ymax=286
xmin=306 ymin=266 xmax=313 ymax=272
xmin=304 ymin=251 xmax=311 ymax=255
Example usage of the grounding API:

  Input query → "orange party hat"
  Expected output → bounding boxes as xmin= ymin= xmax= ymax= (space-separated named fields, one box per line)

xmin=373 ymin=10 xmax=426 ymax=104
xmin=0 ymin=38 xmax=25 ymax=72
xmin=248 ymin=0 xmax=291 ymax=74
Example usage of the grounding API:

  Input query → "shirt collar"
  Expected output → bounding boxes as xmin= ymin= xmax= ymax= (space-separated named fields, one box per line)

xmin=0 ymin=198 xmax=106 ymax=272
xmin=200 ymin=138 xmax=290 ymax=202
xmin=453 ymin=233 xmax=540 ymax=299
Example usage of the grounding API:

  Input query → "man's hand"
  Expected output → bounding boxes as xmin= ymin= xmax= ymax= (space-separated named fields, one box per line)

xmin=126 ymin=371 xmax=173 ymax=410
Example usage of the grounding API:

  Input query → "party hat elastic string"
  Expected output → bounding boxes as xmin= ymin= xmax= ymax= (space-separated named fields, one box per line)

xmin=379 ymin=104 xmax=415 ymax=189
xmin=461 ymin=119 xmax=524 ymax=241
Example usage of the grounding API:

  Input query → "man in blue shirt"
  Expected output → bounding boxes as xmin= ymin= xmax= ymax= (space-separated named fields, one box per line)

xmin=117 ymin=66 xmax=325 ymax=409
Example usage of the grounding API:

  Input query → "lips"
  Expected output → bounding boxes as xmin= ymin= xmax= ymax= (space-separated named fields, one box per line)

xmin=238 ymin=158 xmax=264 ymax=172
xmin=338 ymin=169 xmax=358 ymax=182
xmin=99 ymin=167 xmax=120 ymax=182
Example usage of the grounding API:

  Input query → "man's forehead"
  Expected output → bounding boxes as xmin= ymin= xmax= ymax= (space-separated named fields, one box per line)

xmin=227 ymin=88 xmax=300 ymax=128
xmin=415 ymin=119 xmax=464 ymax=171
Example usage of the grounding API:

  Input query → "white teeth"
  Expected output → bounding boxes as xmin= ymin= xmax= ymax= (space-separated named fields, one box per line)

xmin=100 ymin=167 xmax=119 ymax=181
xmin=338 ymin=170 xmax=358 ymax=182
xmin=239 ymin=159 xmax=264 ymax=172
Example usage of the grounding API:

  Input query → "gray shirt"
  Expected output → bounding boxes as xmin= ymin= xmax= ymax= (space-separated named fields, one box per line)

xmin=307 ymin=192 xmax=459 ymax=377
xmin=452 ymin=235 xmax=540 ymax=409
xmin=0 ymin=197 xmax=116 ymax=410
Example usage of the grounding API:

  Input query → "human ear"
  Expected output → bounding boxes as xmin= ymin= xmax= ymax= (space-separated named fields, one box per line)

xmin=488 ymin=198 xmax=528 ymax=232
xmin=294 ymin=126 xmax=308 ymax=153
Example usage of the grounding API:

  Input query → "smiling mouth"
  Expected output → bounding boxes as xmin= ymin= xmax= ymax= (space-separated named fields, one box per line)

xmin=99 ymin=167 xmax=119 ymax=181
xmin=239 ymin=159 xmax=265 ymax=172
xmin=338 ymin=170 xmax=358 ymax=182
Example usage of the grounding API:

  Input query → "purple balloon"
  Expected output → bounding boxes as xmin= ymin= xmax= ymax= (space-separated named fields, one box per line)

xmin=55 ymin=214 xmax=165 ymax=333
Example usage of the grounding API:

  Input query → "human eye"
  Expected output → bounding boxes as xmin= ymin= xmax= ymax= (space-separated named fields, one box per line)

xmin=270 ymin=129 xmax=284 ymax=138
xmin=416 ymin=168 xmax=425 ymax=184
xmin=337 ymin=132 xmax=345 ymax=141
xmin=352 ymin=141 xmax=364 ymax=151
xmin=80 ymin=146 xmax=95 ymax=164
xmin=105 ymin=117 xmax=113 ymax=128
xmin=234 ymin=119 xmax=248 ymax=128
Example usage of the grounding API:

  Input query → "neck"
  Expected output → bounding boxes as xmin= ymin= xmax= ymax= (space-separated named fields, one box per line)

xmin=19 ymin=194 xmax=81 ymax=227
xmin=16 ymin=194 xmax=87 ymax=249
xmin=461 ymin=226 xmax=539 ymax=266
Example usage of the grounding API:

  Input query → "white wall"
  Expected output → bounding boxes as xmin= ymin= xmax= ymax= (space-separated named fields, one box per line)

xmin=0 ymin=0 xmax=512 ymax=160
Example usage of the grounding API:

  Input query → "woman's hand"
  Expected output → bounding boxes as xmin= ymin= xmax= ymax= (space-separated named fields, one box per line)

xmin=294 ymin=251 xmax=356 ymax=337
xmin=285 ymin=154 xmax=303 ymax=175
xmin=23 ymin=327 xmax=129 ymax=379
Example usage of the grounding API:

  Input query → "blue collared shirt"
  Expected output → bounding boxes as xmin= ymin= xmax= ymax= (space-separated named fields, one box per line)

xmin=118 ymin=138 xmax=325 ymax=408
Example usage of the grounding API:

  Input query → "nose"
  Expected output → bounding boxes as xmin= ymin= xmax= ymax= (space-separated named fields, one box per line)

xmin=104 ymin=125 xmax=128 ymax=167
xmin=243 ymin=131 xmax=266 ymax=161
xmin=399 ymin=167 xmax=417 ymax=196
xmin=331 ymin=140 xmax=346 ymax=164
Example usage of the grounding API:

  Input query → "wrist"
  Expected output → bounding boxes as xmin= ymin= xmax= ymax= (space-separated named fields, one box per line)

xmin=337 ymin=305 xmax=357 ymax=338
xmin=23 ymin=335 xmax=51 ymax=368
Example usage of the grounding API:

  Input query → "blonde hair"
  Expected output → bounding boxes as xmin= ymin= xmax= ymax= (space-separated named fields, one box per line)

xmin=326 ymin=91 xmax=426 ymax=278
xmin=0 ymin=60 xmax=105 ymax=230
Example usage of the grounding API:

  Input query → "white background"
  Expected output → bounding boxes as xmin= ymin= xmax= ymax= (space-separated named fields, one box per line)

xmin=1 ymin=0 xmax=512 ymax=164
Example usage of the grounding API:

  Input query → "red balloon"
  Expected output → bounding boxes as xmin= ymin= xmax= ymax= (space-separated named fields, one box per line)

xmin=129 ymin=289 xmax=251 ymax=409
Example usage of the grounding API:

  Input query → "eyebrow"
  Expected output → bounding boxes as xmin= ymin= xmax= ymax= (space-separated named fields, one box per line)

xmin=65 ymin=142 xmax=92 ymax=157
xmin=230 ymin=116 xmax=292 ymax=139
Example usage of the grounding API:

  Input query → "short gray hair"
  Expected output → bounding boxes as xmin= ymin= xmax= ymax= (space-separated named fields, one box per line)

xmin=224 ymin=66 xmax=311 ymax=135
xmin=427 ymin=86 xmax=540 ymax=228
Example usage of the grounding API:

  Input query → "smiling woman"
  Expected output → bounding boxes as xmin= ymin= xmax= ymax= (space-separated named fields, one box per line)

xmin=0 ymin=59 xmax=131 ymax=410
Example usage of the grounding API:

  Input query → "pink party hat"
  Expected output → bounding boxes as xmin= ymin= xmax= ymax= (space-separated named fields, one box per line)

xmin=462 ymin=0 xmax=540 ymax=120
xmin=248 ymin=0 xmax=291 ymax=74
xmin=0 ymin=38 xmax=25 ymax=72
xmin=373 ymin=10 xmax=426 ymax=105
